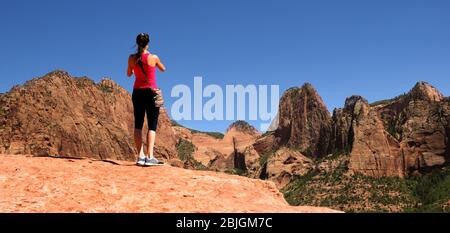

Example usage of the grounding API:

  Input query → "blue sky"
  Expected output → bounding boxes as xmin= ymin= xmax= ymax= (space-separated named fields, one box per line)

xmin=1 ymin=0 xmax=449 ymax=133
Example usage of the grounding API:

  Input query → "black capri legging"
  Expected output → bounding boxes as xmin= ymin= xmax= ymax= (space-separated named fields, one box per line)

xmin=132 ymin=88 xmax=160 ymax=131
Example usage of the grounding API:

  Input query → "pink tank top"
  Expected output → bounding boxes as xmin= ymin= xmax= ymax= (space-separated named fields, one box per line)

xmin=133 ymin=53 xmax=157 ymax=89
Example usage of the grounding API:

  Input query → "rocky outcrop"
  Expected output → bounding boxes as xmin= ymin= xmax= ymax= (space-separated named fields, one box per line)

xmin=226 ymin=120 xmax=259 ymax=135
xmin=376 ymin=82 xmax=450 ymax=174
xmin=407 ymin=81 xmax=444 ymax=102
xmin=241 ymin=84 xmax=334 ymax=186
xmin=253 ymin=132 xmax=281 ymax=155
xmin=222 ymin=121 xmax=260 ymax=157
xmin=0 ymin=154 xmax=341 ymax=213
xmin=191 ymin=133 xmax=223 ymax=166
xmin=172 ymin=125 xmax=193 ymax=141
xmin=276 ymin=83 xmax=332 ymax=157
xmin=198 ymin=81 xmax=449 ymax=183
xmin=224 ymin=121 xmax=261 ymax=172
xmin=254 ymin=83 xmax=332 ymax=160
xmin=0 ymin=70 xmax=178 ymax=161
xmin=345 ymin=97 xmax=405 ymax=177
xmin=256 ymin=81 xmax=449 ymax=181
xmin=328 ymin=96 xmax=362 ymax=155
xmin=181 ymin=121 xmax=261 ymax=173
xmin=266 ymin=147 xmax=314 ymax=189
xmin=333 ymin=82 xmax=450 ymax=177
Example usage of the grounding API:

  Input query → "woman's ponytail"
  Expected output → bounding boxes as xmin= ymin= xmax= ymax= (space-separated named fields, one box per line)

xmin=135 ymin=33 xmax=150 ymax=76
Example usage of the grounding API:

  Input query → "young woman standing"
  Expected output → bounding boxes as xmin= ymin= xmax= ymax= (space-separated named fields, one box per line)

xmin=127 ymin=33 xmax=166 ymax=166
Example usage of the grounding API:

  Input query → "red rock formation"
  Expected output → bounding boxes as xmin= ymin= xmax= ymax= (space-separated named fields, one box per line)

xmin=237 ymin=84 xmax=334 ymax=186
xmin=172 ymin=125 xmax=193 ymax=141
xmin=181 ymin=121 xmax=261 ymax=172
xmin=0 ymin=154 xmax=341 ymax=213
xmin=266 ymin=147 xmax=314 ymax=189
xmin=253 ymin=84 xmax=332 ymax=159
xmin=253 ymin=132 xmax=281 ymax=155
xmin=334 ymin=82 xmax=450 ymax=177
xmin=258 ymin=81 xmax=449 ymax=180
xmin=346 ymin=97 xmax=405 ymax=177
xmin=202 ymin=84 xmax=332 ymax=187
xmin=0 ymin=70 xmax=178 ymax=161
xmin=329 ymin=96 xmax=361 ymax=155
xmin=376 ymin=82 xmax=450 ymax=174
xmin=276 ymin=83 xmax=332 ymax=157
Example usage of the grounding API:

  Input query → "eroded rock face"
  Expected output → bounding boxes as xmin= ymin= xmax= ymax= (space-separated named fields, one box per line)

xmin=192 ymin=121 xmax=261 ymax=172
xmin=223 ymin=121 xmax=260 ymax=157
xmin=407 ymin=81 xmax=444 ymax=102
xmin=239 ymin=145 xmax=262 ymax=178
xmin=376 ymin=82 xmax=450 ymax=174
xmin=260 ymin=81 xmax=450 ymax=179
xmin=253 ymin=83 xmax=333 ymax=161
xmin=346 ymin=97 xmax=405 ymax=177
xmin=242 ymin=83 xmax=335 ymax=185
xmin=172 ymin=126 xmax=193 ymax=141
xmin=0 ymin=70 xmax=178 ymax=161
xmin=266 ymin=147 xmax=314 ymax=189
xmin=334 ymin=82 xmax=450 ymax=177
xmin=329 ymin=96 xmax=363 ymax=155
xmin=245 ymin=81 xmax=449 ymax=179
xmin=253 ymin=132 xmax=281 ymax=155
xmin=276 ymin=83 xmax=332 ymax=157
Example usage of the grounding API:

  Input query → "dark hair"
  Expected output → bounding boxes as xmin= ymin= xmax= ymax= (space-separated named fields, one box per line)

xmin=136 ymin=33 xmax=150 ymax=75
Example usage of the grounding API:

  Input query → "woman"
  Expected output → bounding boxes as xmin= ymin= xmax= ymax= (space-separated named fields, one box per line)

xmin=127 ymin=33 xmax=166 ymax=166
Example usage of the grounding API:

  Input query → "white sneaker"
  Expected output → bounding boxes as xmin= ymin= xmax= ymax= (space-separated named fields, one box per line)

xmin=144 ymin=157 xmax=164 ymax=166
xmin=136 ymin=156 xmax=146 ymax=166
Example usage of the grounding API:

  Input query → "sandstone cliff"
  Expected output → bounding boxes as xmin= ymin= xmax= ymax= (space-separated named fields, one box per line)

xmin=172 ymin=120 xmax=261 ymax=173
xmin=346 ymin=82 xmax=450 ymax=177
xmin=245 ymin=84 xmax=334 ymax=187
xmin=210 ymin=82 xmax=450 ymax=188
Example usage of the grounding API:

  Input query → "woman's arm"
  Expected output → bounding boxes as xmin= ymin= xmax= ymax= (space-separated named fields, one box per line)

xmin=152 ymin=55 xmax=166 ymax=72
xmin=127 ymin=55 xmax=135 ymax=77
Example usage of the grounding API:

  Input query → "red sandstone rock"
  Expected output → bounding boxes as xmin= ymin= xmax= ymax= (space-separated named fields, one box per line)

xmin=266 ymin=147 xmax=314 ymax=189
xmin=346 ymin=97 xmax=405 ymax=177
xmin=337 ymin=82 xmax=450 ymax=177
xmin=276 ymin=83 xmax=332 ymax=157
xmin=188 ymin=121 xmax=260 ymax=171
xmin=172 ymin=125 xmax=193 ymax=141
xmin=244 ymin=84 xmax=334 ymax=185
xmin=258 ymin=81 xmax=449 ymax=179
xmin=376 ymin=82 xmax=450 ymax=174
xmin=0 ymin=154 xmax=341 ymax=213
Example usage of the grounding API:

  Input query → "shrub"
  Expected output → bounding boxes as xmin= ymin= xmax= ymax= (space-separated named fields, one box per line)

xmin=176 ymin=139 xmax=208 ymax=171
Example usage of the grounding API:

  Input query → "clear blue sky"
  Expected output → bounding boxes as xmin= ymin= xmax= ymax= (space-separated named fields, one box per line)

xmin=1 ymin=0 xmax=449 ymax=133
